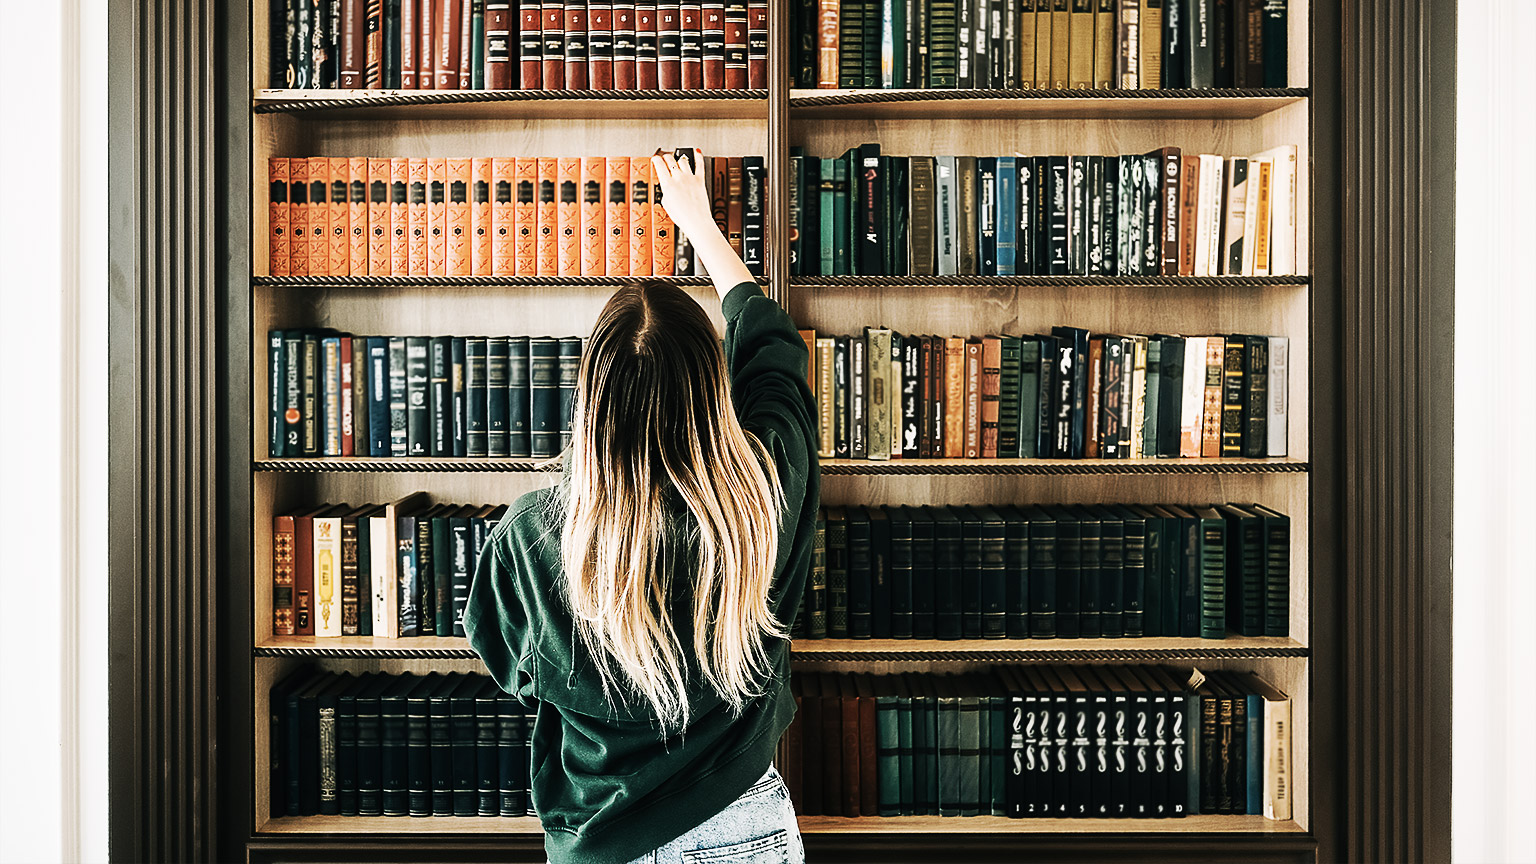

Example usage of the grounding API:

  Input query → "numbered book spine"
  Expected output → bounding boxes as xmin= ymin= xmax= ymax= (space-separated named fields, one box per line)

xmin=542 ymin=0 xmax=566 ymax=87
xmin=701 ymin=2 xmax=726 ymax=87
xmin=724 ymin=0 xmax=749 ymax=87
xmin=590 ymin=0 xmax=616 ymax=88
xmin=637 ymin=1 xmax=661 ymax=87
xmin=671 ymin=2 xmax=695 ymax=88
xmin=614 ymin=1 xmax=638 ymax=87
xmin=529 ymin=337 xmax=561 ymax=457
xmin=436 ymin=0 xmax=465 ymax=89
xmin=518 ymin=0 xmax=543 ymax=86
xmin=747 ymin=0 xmax=768 ymax=86
xmin=743 ymin=156 xmax=765 ymax=276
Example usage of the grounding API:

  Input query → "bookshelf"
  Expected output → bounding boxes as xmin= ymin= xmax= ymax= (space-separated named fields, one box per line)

xmin=235 ymin=0 xmax=1319 ymax=859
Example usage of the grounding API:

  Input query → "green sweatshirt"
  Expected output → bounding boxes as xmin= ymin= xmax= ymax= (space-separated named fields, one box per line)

xmin=463 ymin=281 xmax=818 ymax=864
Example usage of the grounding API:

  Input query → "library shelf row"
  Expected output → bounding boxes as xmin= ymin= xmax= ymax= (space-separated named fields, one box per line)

xmin=252 ymin=458 xmax=1311 ymax=475
xmin=251 ymin=275 xmax=1309 ymax=289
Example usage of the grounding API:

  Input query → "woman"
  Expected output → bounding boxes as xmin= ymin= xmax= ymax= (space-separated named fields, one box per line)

xmin=464 ymin=151 xmax=818 ymax=864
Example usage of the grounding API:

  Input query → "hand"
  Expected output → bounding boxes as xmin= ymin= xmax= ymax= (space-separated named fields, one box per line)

xmin=651 ymin=150 xmax=719 ymax=242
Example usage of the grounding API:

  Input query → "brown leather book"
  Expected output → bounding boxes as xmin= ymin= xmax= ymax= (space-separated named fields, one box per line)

xmin=272 ymin=513 xmax=297 ymax=635
xmin=725 ymin=156 xmax=744 ymax=256
xmin=855 ymin=673 xmax=878 ymax=816
xmin=784 ymin=675 xmax=805 ymax=814
xmin=1179 ymin=154 xmax=1200 ymax=276
xmin=590 ymin=0 xmax=616 ymax=89
xmin=563 ymin=0 xmax=589 ymax=89
xmin=518 ymin=0 xmax=543 ymax=87
xmin=963 ymin=338 xmax=982 ymax=459
xmin=292 ymin=506 xmax=323 ymax=636
xmin=816 ymin=0 xmax=838 ymax=87
xmin=613 ymin=1 xmax=638 ymax=89
xmin=980 ymin=336 xmax=1002 ymax=459
xmin=746 ymin=0 xmax=767 ymax=87
xmin=341 ymin=0 xmax=367 ymax=87
xmin=457 ymin=0 xmax=473 ymax=88
xmin=799 ymin=673 xmax=823 ymax=815
xmin=680 ymin=2 xmax=703 ymax=89
xmin=1085 ymin=336 xmax=1103 ymax=458
xmin=365 ymin=0 xmax=384 ymax=86
xmin=917 ymin=336 xmax=933 ymax=458
xmin=436 ymin=0 xmax=464 ymax=89
xmin=420 ymin=0 xmax=440 ymax=89
xmin=818 ymin=672 xmax=841 ymax=817
xmin=268 ymin=158 xmax=290 ymax=277
xmin=838 ymin=673 xmax=861 ymax=817
xmin=943 ymin=336 xmax=964 ymax=458
xmin=636 ymin=1 xmax=659 ymax=88
xmin=486 ymin=2 xmax=515 ymax=88
xmin=580 ymin=157 xmax=607 ymax=275
xmin=541 ymin=0 xmax=566 ymax=88
xmin=723 ymin=0 xmax=747 ymax=88
xmin=701 ymin=1 xmax=725 ymax=88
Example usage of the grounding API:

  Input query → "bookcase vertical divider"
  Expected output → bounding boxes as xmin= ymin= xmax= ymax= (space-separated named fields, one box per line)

xmin=767 ymin=0 xmax=792 ymax=305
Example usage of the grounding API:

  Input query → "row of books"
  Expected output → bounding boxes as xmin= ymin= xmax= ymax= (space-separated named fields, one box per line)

xmin=270 ymin=669 xmax=535 ymax=817
xmin=792 ymin=0 xmax=1289 ymax=91
xmin=266 ymin=151 xmax=763 ymax=278
xmin=272 ymin=496 xmax=507 ymax=638
xmin=794 ymin=501 xmax=1291 ymax=642
xmin=787 ymin=145 xmax=1299 ymax=277
xmin=267 ymin=332 xmax=583 ymax=460
xmin=799 ymin=328 xmax=1289 ymax=461
xmin=269 ymin=0 xmax=769 ymax=92
xmin=779 ymin=668 xmax=1292 ymax=819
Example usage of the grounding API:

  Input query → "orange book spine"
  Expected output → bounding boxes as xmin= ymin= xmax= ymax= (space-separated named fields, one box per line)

xmin=580 ymin=157 xmax=607 ymax=276
xmin=407 ymin=158 xmax=429 ymax=275
xmin=348 ymin=156 xmax=369 ymax=276
xmin=389 ymin=158 xmax=410 ymax=275
xmin=536 ymin=157 xmax=559 ymax=276
xmin=427 ymin=158 xmax=448 ymax=275
xmin=943 ymin=337 xmax=965 ymax=459
xmin=726 ymin=155 xmax=744 ymax=256
xmin=557 ymin=156 xmax=581 ymax=276
xmin=329 ymin=157 xmax=351 ymax=276
xmin=471 ymin=158 xmax=494 ymax=275
xmin=651 ymin=169 xmax=674 ymax=276
xmin=964 ymin=339 xmax=982 ymax=459
xmin=287 ymin=159 xmax=309 ymax=277
xmin=308 ymin=157 xmax=332 ymax=275
xmin=629 ymin=156 xmax=653 ymax=276
xmin=272 ymin=515 xmax=296 ymax=636
xmin=490 ymin=157 xmax=516 ymax=275
xmin=446 ymin=157 xmax=473 ymax=275
xmin=514 ymin=157 xmax=538 ymax=276
xmin=1201 ymin=337 xmax=1224 ymax=458
xmin=604 ymin=157 xmax=630 ymax=277
xmin=367 ymin=158 xmax=391 ymax=275
xmin=268 ymin=158 xmax=291 ymax=277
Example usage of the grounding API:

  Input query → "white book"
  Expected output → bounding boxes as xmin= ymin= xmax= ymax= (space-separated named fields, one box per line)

xmin=1202 ymin=155 xmax=1225 ymax=277
xmin=312 ymin=509 xmax=345 ymax=637
xmin=1191 ymin=155 xmax=1216 ymax=276
xmin=936 ymin=156 xmax=958 ymax=276
xmin=1221 ymin=157 xmax=1248 ymax=275
xmin=1241 ymin=157 xmax=1269 ymax=275
xmin=1180 ymin=336 xmax=1208 ymax=458
xmin=369 ymin=491 xmax=428 ymax=639
xmin=1267 ymin=336 xmax=1288 ymax=457
xmin=1256 ymin=144 xmax=1298 ymax=275
xmin=1129 ymin=336 xmax=1148 ymax=458
xmin=1244 ymin=671 xmax=1294 ymax=821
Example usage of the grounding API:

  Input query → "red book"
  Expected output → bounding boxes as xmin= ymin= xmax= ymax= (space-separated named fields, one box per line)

xmin=364 ymin=0 xmax=384 ymax=86
xmin=402 ymin=0 xmax=420 ymax=88
xmin=563 ymin=0 xmax=588 ymax=89
xmin=701 ymin=2 xmax=725 ymax=89
xmin=746 ymin=0 xmax=767 ymax=87
xmin=340 ymin=0 xmax=367 ymax=87
xmin=419 ymin=0 xmax=438 ymax=88
xmin=725 ymin=155 xmax=743 ymax=255
xmin=518 ymin=0 xmax=543 ymax=87
xmin=679 ymin=2 xmax=702 ymax=89
xmin=541 ymin=0 xmax=565 ymax=88
xmin=722 ymin=1 xmax=747 ymax=88
xmin=272 ymin=514 xmax=297 ymax=636
xmin=658 ymin=2 xmax=682 ymax=88
xmin=589 ymin=0 xmax=615 ymax=89
xmin=457 ymin=0 xmax=473 ymax=88
xmin=293 ymin=509 xmax=319 ymax=636
xmin=635 ymin=1 xmax=659 ymax=88
xmin=613 ymin=1 xmax=637 ymax=89
xmin=486 ymin=2 xmax=515 ymax=88
xmin=436 ymin=0 xmax=463 ymax=89
xmin=339 ymin=338 xmax=355 ymax=456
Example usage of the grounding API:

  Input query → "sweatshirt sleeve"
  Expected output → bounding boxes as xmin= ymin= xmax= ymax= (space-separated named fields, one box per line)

xmin=463 ymin=535 xmax=536 ymax=704
xmin=721 ymin=281 xmax=820 ymax=627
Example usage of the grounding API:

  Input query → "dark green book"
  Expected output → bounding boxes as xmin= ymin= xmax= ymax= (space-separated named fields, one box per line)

xmin=497 ymin=691 xmax=527 ymax=816
xmin=406 ymin=673 xmax=443 ymax=816
xmin=1161 ymin=504 xmax=1201 ymax=638
xmin=889 ymin=506 xmax=915 ymax=639
xmin=1049 ymin=506 xmax=1080 ymax=638
xmin=816 ymin=158 xmax=836 ymax=276
xmin=271 ymin=668 xmax=318 ymax=816
xmin=1156 ymin=334 xmax=1185 ymax=456
xmin=528 ymin=336 xmax=561 ymax=457
xmin=1250 ymin=502 xmax=1291 ymax=637
xmin=1023 ymin=506 xmax=1056 ymax=638
xmin=893 ymin=675 xmax=916 ymax=815
xmin=1218 ymin=504 xmax=1266 ymax=637
xmin=1075 ymin=505 xmax=1102 ymax=637
xmin=826 ymin=507 xmax=850 ymax=638
xmin=427 ymin=673 xmax=460 ymax=815
xmin=870 ymin=506 xmax=892 ymax=638
xmin=889 ymin=156 xmax=911 ymax=276
xmin=432 ymin=514 xmax=454 ymax=639
xmin=1128 ymin=504 xmax=1164 ymax=637
xmin=927 ymin=506 xmax=962 ymax=640
xmin=909 ymin=506 xmax=936 ymax=640
xmin=557 ymin=336 xmax=582 ymax=451
xmin=1193 ymin=506 xmax=1228 ymax=639
xmin=450 ymin=510 xmax=473 ymax=637
xmin=996 ymin=506 xmax=1029 ymax=639
xmin=450 ymin=337 xmax=467 ymax=456
xmin=353 ymin=673 xmax=390 ymax=817
xmin=450 ymin=675 xmax=481 ymax=817
xmin=874 ymin=675 xmax=901 ymax=816
xmin=838 ymin=0 xmax=865 ymax=87
xmin=935 ymin=675 xmax=962 ymax=817
xmin=405 ymin=336 xmax=431 ymax=456
xmin=860 ymin=0 xmax=880 ymax=85
xmin=954 ymin=506 xmax=982 ymax=638
xmin=465 ymin=337 xmax=488 ymax=457
xmin=846 ymin=507 xmax=873 ymax=638
xmin=959 ymin=676 xmax=983 ymax=817
xmin=1143 ymin=336 xmax=1163 ymax=457
xmin=508 ymin=336 xmax=531 ymax=457
xmin=903 ymin=673 xmax=934 ymax=814
xmin=485 ymin=336 xmax=509 ymax=457
xmin=429 ymin=336 xmax=452 ymax=456
xmin=804 ymin=509 xmax=827 ymax=638
xmin=1114 ymin=504 xmax=1147 ymax=637
xmin=474 ymin=679 xmax=501 ymax=816
xmin=1096 ymin=504 xmax=1125 ymax=637
xmin=378 ymin=674 xmax=417 ymax=817
xmin=1017 ymin=337 xmax=1041 ymax=458
xmin=928 ymin=0 xmax=958 ymax=85
xmin=974 ymin=507 xmax=1006 ymax=639
xmin=832 ymin=156 xmax=851 ymax=274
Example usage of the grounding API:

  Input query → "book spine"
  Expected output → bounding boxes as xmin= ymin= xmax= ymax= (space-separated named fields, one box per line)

xmin=490 ymin=157 xmax=515 ymax=274
xmin=529 ymin=337 xmax=561 ymax=457
xmin=558 ymin=337 xmax=582 ymax=449
xmin=743 ymin=156 xmax=765 ymax=275
xmin=556 ymin=156 xmax=580 ymax=274
xmin=723 ymin=0 xmax=748 ymax=87
xmin=388 ymin=337 xmax=409 ymax=455
xmin=614 ymin=1 xmax=638 ymax=88
xmin=701 ymin=1 xmax=726 ymax=87
xmin=471 ymin=157 xmax=494 ymax=274
xmin=668 ymin=2 xmax=692 ymax=88
xmin=462 ymin=0 xmax=478 ymax=88
xmin=590 ymin=0 xmax=616 ymax=88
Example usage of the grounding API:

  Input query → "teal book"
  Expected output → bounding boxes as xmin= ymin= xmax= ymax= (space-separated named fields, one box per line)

xmin=935 ymin=676 xmax=961 ymax=817
xmin=875 ymin=676 xmax=901 ymax=816
xmin=816 ymin=158 xmax=835 ymax=276
xmin=1193 ymin=506 xmax=1228 ymax=639
xmin=1250 ymin=502 xmax=1291 ymax=637
xmin=1219 ymin=504 xmax=1265 ymax=636
xmin=1017 ymin=337 xmax=1041 ymax=458
xmin=894 ymin=675 xmax=915 ymax=815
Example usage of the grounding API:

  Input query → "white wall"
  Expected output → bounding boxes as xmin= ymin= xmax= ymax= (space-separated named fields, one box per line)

xmin=0 ymin=0 xmax=109 ymax=861
xmin=1454 ymin=2 xmax=1536 ymax=862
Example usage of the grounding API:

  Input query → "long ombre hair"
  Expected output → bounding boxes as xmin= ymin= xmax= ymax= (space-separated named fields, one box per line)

xmin=559 ymin=280 xmax=786 ymax=731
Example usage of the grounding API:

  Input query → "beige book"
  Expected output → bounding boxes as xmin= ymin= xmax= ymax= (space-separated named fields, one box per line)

xmin=1179 ymin=336 xmax=1206 ymax=457
xmin=1244 ymin=671 xmax=1294 ymax=821
xmin=1069 ymin=0 xmax=1095 ymax=88
xmin=1051 ymin=0 xmax=1071 ymax=88
xmin=370 ymin=492 xmax=429 ymax=639
xmin=1255 ymin=144 xmax=1298 ymax=275
xmin=1138 ymin=0 xmax=1162 ymax=88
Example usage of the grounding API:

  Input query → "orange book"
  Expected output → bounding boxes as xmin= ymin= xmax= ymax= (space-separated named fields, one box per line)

xmin=1201 ymin=337 xmax=1224 ymax=458
xmin=980 ymin=336 xmax=1001 ymax=459
xmin=710 ymin=155 xmax=729 ymax=243
xmin=943 ymin=337 xmax=965 ymax=459
xmin=1084 ymin=337 xmax=1103 ymax=459
xmin=513 ymin=157 xmax=538 ymax=276
xmin=651 ymin=172 xmax=674 ymax=276
xmin=407 ymin=158 xmax=428 ymax=275
xmin=580 ymin=157 xmax=607 ymax=276
xmin=605 ymin=157 xmax=630 ymax=277
xmin=963 ymin=339 xmax=982 ymax=459
xmin=489 ymin=157 xmax=515 ymax=275
xmin=427 ymin=158 xmax=448 ymax=275
xmin=470 ymin=158 xmax=493 ymax=275
xmin=287 ymin=158 xmax=309 ymax=277
xmin=308 ymin=157 xmax=332 ymax=275
xmin=629 ymin=156 xmax=653 ymax=276
xmin=367 ymin=158 xmax=391 ymax=275
xmin=726 ymin=156 xmax=744 ymax=256
xmin=799 ymin=329 xmax=817 ymax=389
xmin=328 ymin=157 xmax=351 ymax=276
xmin=389 ymin=158 xmax=410 ymax=275
xmin=557 ymin=156 xmax=581 ymax=276
xmin=348 ymin=156 xmax=369 ymax=276
xmin=268 ymin=158 xmax=291 ymax=277
xmin=446 ymin=158 xmax=472 ymax=275
xmin=536 ymin=157 xmax=559 ymax=276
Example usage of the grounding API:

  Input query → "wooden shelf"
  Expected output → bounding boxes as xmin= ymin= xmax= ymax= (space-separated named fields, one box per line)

xmin=789 ymin=88 xmax=1308 ymax=120
xmin=258 ymin=814 xmax=1304 ymax=835
xmin=253 ymin=88 xmax=768 ymax=119
xmin=252 ymin=275 xmax=736 ymax=288
xmin=253 ymin=457 xmax=1308 ymax=475
xmin=255 ymin=635 xmax=1308 ymax=660
xmin=793 ymin=275 xmax=1310 ymax=288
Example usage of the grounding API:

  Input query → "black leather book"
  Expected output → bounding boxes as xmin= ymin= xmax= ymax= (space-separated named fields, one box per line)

xmin=954 ymin=506 xmax=983 ymax=639
xmin=902 ymin=335 xmax=920 ymax=458
xmin=977 ymin=157 xmax=998 ymax=275
xmin=849 ymin=334 xmax=867 ymax=458
xmin=288 ymin=671 xmax=326 ymax=816
xmin=869 ymin=507 xmax=892 ymax=638
xmin=1022 ymin=507 xmax=1056 ymax=639
xmin=928 ymin=506 xmax=963 ymax=640
xmin=1144 ymin=665 xmax=1191 ymax=817
xmin=846 ymin=507 xmax=873 ymax=639
xmin=301 ymin=332 xmax=321 ymax=456
xmin=1096 ymin=505 xmax=1125 ymax=637
xmin=450 ymin=676 xmax=481 ymax=816
xmin=1155 ymin=334 xmax=1185 ymax=457
xmin=450 ymin=337 xmax=467 ymax=456
xmin=1139 ymin=152 xmax=1162 ymax=276
xmin=405 ymin=336 xmax=430 ymax=455
xmin=353 ymin=673 xmax=390 ymax=816
xmin=428 ymin=672 xmax=460 ymax=815
xmin=475 ymin=678 xmax=501 ymax=816
xmin=857 ymin=143 xmax=883 ymax=275
xmin=507 ymin=336 xmax=531 ymax=457
xmin=997 ymin=506 xmax=1029 ymax=639
xmin=1054 ymin=665 xmax=1095 ymax=817
xmin=429 ymin=336 xmax=451 ymax=456
xmin=1250 ymin=502 xmax=1290 ymax=637
xmin=336 ymin=673 xmax=370 ymax=816
xmin=807 ymin=509 xmax=827 ymax=638
xmin=408 ymin=673 xmax=444 ymax=816
xmin=1220 ymin=335 xmax=1245 ymax=456
xmin=826 ymin=507 xmax=849 ymax=638
xmin=1218 ymin=504 xmax=1265 ymax=637
xmin=1129 ymin=505 xmax=1163 ymax=638
xmin=1048 ymin=506 xmax=1080 ymax=638
xmin=486 ymin=337 xmax=510 ymax=457
xmin=834 ymin=335 xmax=850 ymax=458
xmin=465 ymin=337 xmax=488 ymax=457
xmin=1112 ymin=504 xmax=1146 ymax=637
xmin=1077 ymin=666 xmax=1116 ymax=817
xmin=743 ymin=156 xmax=766 ymax=275
xmin=312 ymin=673 xmax=354 ymax=815
xmin=557 ymin=337 xmax=581 ymax=450
xmin=451 ymin=511 xmax=473 ymax=637
xmin=1014 ymin=158 xmax=1035 ymax=276
xmin=269 ymin=668 xmax=319 ymax=818
xmin=1242 ymin=335 xmax=1268 ymax=457
xmin=889 ymin=507 xmax=915 ymax=639
xmin=1067 ymin=155 xmax=1088 ymax=275
xmin=1033 ymin=666 xmax=1071 ymax=816
xmin=1075 ymin=505 xmax=1102 ymax=638
xmin=1051 ymin=326 xmax=1089 ymax=459
xmin=431 ymin=514 xmax=453 ymax=638
xmin=528 ymin=336 xmax=561 ymax=457
xmin=908 ymin=506 xmax=936 ymax=639
xmin=416 ymin=506 xmax=442 ymax=636
xmin=497 ymin=691 xmax=527 ymax=816
xmin=378 ymin=674 xmax=417 ymax=817
xmin=889 ymin=157 xmax=911 ymax=276
xmin=1161 ymin=505 xmax=1202 ymax=638
xmin=975 ymin=507 xmax=1007 ymax=639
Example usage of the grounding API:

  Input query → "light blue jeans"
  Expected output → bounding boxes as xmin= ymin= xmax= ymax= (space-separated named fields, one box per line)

xmin=622 ymin=764 xmax=805 ymax=864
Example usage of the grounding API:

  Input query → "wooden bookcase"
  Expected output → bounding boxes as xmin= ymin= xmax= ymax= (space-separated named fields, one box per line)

xmin=237 ymin=2 xmax=1320 ymax=859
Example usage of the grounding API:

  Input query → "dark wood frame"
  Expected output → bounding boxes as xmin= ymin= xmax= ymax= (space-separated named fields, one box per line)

xmin=106 ymin=2 xmax=1454 ymax=861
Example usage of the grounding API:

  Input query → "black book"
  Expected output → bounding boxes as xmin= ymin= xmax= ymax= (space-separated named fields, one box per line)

xmin=557 ymin=337 xmax=582 ymax=451
xmin=793 ymin=0 xmax=816 ymax=85
xmin=353 ymin=673 xmax=391 ymax=816
xmin=1075 ymin=505 xmax=1102 ymax=638
xmin=1139 ymin=152 xmax=1162 ymax=277
xmin=475 ymin=679 xmax=502 ymax=816
xmin=319 ymin=672 xmax=356 ymax=814
xmin=902 ymin=334 xmax=921 ymax=458
xmin=1048 ymin=506 xmax=1080 ymax=638
xmin=1250 ymin=502 xmax=1291 ymax=637
xmin=870 ymin=507 xmax=893 ymax=638
xmin=997 ymin=506 xmax=1030 ymax=639
xmin=1155 ymin=335 xmax=1185 ymax=457
xmin=405 ymin=336 xmax=431 ymax=456
xmin=1092 ymin=666 xmax=1133 ymax=817
xmin=1099 ymin=153 xmax=1119 ymax=276
xmin=977 ymin=157 xmax=998 ymax=275
xmin=465 ymin=337 xmax=488 ymax=457
xmin=889 ymin=506 xmax=915 ymax=639
xmin=268 ymin=330 xmax=286 ymax=457
xmin=450 ymin=676 xmax=481 ymax=817
xmin=1022 ymin=507 xmax=1056 ymax=639
xmin=1034 ymin=666 xmax=1071 ymax=816
xmin=292 ymin=672 xmax=339 ymax=816
xmin=1143 ymin=665 xmax=1191 ymax=817
xmin=1096 ymin=505 xmax=1125 ymax=637
xmin=956 ymin=506 xmax=984 ymax=639
xmin=928 ymin=506 xmax=963 ymax=640
xmin=1163 ymin=505 xmax=1202 ymax=638
xmin=301 ymin=332 xmax=320 ymax=456
xmin=486 ymin=337 xmax=510 ymax=457
xmin=416 ymin=506 xmax=443 ymax=636
xmin=497 ymin=692 xmax=527 ymax=816
xmin=1052 ymin=666 xmax=1093 ymax=817
xmin=1262 ymin=0 xmax=1287 ymax=87
xmin=1100 ymin=336 xmax=1125 ymax=459
xmin=831 ymin=335 xmax=849 ymax=458
xmin=976 ymin=507 xmax=1007 ymax=639
xmin=1051 ymin=326 xmax=1089 ymax=459
xmin=1084 ymin=156 xmax=1105 ymax=276
xmin=1015 ymin=157 xmax=1036 ymax=275
xmin=1242 ymin=335 xmax=1268 ymax=457
xmin=889 ymin=157 xmax=911 ymax=276
xmin=826 ymin=508 xmax=849 ymax=638
xmin=378 ymin=674 xmax=417 ymax=817
xmin=802 ymin=156 xmax=822 ymax=276
xmin=1163 ymin=0 xmax=1188 ymax=86
xmin=1218 ymin=504 xmax=1265 ymax=637
xmin=1075 ymin=666 xmax=1115 ymax=818
xmin=269 ymin=668 xmax=318 ymax=818
xmin=451 ymin=511 xmax=473 ymax=636
xmin=1034 ymin=334 xmax=1057 ymax=458
xmin=1114 ymin=504 xmax=1148 ymax=637
xmin=508 ymin=336 xmax=532 ymax=457
xmin=428 ymin=673 xmax=460 ymax=815
xmin=336 ymin=674 xmax=369 ymax=816
xmin=909 ymin=506 xmax=936 ymax=639
xmin=850 ymin=334 xmax=867 ymax=459
xmin=430 ymin=336 xmax=452 ymax=456
xmin=846 ymin=507 xmax=873 ymax=638
xmin=743 ymin=156 xmax=766 ymax=275
xmin=1044 ymin=156 xmax=1069 ymax=274
xmin=858 ymin=143 xmax=884 ymax=275
xmin=407 ymin=673 xmax=442 ymax=816
xmin=529 ymin=337 xmax=561 ymax=457
xmin=1067 ymin=155 xmax=1089 ymax=275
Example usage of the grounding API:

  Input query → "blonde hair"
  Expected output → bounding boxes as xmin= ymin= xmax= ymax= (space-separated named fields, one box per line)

xmin=560 ymin=281 xmax=786 ymax=731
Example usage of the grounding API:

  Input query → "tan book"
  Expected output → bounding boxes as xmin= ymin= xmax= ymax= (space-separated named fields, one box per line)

xmin=1034 ymin=0 xmax=1054 ymax=88
xmin=580 ymin=157 xmax=606 ymax=276
xmin=407 ymin=158 xmax=428 ymax=276
xmin=943 ymin=337 xmax=965 ymax=459
xmin=1069 ymin=0 xmax=1095 ymax=88
xmin=1249 ymin=157 xmax=1274 ymax=276
xmin=605 ymin=157 xmax=631 ymax=277
xmin=1018 ymin=0 xmax=1039 ymax=87
xmin=866 ymin=328 xmax=892 ymax=462
xmin=312 ymin=508 xmax=345 ymax=637
xmin=427 ymin=157 xmax=448 ymax=276
xmin=1178 ymin=154 xmax=1200 ymax=276
xmin=490 ymin=157 xmax=516 ymax=276
xmin=1115 ymin=0 xmax=1140 ymax=88
xmin=1051 ymin=0 xmax=1071 ymax=88
xmin=1244 ymin=671 xmax=1293 ymax=821
xmin=1200 ymin=336 xmax=1224 ymax=457
xmin=445 ymin=157 xmax=473 ymax=275
xmin=1129 ymin=336 xmax=1148 ymax=457
xmin=1138 ymin=0 xmax=1163 ymax=88
xmin=347 ymin=155 xmax=369 ymax=276
xmin=1093 ymin=0 xmax=1115 ymax=87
